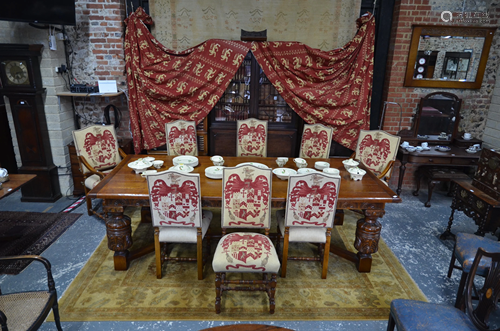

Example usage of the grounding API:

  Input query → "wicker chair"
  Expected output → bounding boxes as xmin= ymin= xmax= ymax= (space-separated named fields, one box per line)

xmin=0 ymin=255 xmax=63 ymax=331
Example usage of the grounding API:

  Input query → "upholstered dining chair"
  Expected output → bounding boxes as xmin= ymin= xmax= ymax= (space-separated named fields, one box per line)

xmin=298 ymin=123 xmax=334 ymax=159
xmin=212 ymin=165 xmax=280 ymax=314
xmin=353 ymin=129 xmax=401 ymax=183
xmin=447 ymin=232 xmax=500 ymax=309
xmin=387 ymin=248 xmax=500 ymax=331
xmin=165 ymin=120 xmax=198 ymax=156
xmin=0 ymin=255 xmax=63 ymax=331
xmin=277 ymin=172 xmax=341 ymax=279
xmin=72 ymin=124 xmax=127 ymax=218
xmin=236 ymin=118 xmax=268 ymax=157
xmin=147 ymin=170 xmax=212 ymax=280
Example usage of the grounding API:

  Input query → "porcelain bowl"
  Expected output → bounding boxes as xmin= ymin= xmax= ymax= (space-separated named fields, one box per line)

xmin=293 ymin=158 xmax=308 ymax=168
xmin=297 ymin=168 xmax=317 ymax=174
xmin=273 ymin=168 xmax=297 ymax=180
xmin=323 ymin=168 xmax=340 ymax=176
xmin=128 ymin=160 xmax=152 ymax=174
xmin=347 ymin=167 xmax=366 ymax=181
xmin=314 ymin=161 xmax=330 ymax=171
xmin=436 ymin=145 xmax=451 ymax=152
xmin=406 ymin=146 xmax=417 ymax=152
xmin=210 ymin=155 xmax=224 ymax=166
xmin=465 ymin=148 xmax=477 ymax=154
xmin=342 ymin=159 xmax=359 ymax=171
xmin=143 ymin=156 xmax=155 ymax=163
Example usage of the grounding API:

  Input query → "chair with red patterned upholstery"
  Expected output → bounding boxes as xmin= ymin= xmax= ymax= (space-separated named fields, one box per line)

xmin=212 ymin=165 xmax=280 ymax=314
xmin=236 ymin=118 xmax=268 ymax=157
xmin=166 ymin=120 xmax=198 ymax=156
xmin=72 ymin=124 xmax=127 ymax=218
xmin=147 ymin=170 xmax=213 ymax=280
xmin=277 ymin=172 xmax=341 ymax=279
xmin=298 ymin=123 xmax=333 ymax=159
xmin=353 ymin=129 xmax=401 ymax=182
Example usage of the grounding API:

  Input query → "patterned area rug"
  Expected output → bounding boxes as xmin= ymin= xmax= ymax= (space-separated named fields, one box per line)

xmin=54 ymin=208 xmax=426 ymax=321
xmin=0 ymin=211 xmax=82 ymax=274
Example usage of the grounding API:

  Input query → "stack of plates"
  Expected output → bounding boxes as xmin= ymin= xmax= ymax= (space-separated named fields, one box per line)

xmin=172 ymin=156 xmax=199 ymax=167
xmin=169 ymin=164 xmax=194 ymax=173
xmin=205 ymin=166 xmax=225 ymax=179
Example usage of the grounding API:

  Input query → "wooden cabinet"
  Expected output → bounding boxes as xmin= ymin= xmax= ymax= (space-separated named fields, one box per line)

xmin=208 ymin=51 xmax=301 ymax=157
xmin=68 ymin=138 xmax=133 ymax=196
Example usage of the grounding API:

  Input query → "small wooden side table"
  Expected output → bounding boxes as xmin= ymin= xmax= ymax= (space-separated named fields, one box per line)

xmin=0 ymin=174 xmax=37 ymax=200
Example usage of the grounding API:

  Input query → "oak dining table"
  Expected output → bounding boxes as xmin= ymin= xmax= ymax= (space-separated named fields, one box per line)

xmin=88 ymin=155 xmax=401 ymax=273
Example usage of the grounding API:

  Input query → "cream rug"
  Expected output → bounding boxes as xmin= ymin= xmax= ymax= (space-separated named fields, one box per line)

xmin=53 ymin=208 xmax=426 ymax=321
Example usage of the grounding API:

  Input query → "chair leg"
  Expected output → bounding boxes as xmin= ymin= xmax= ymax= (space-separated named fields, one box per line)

xmin=425 ymin=180 xmax=438 ymax=207
xmin=281 ymin=228 xmax=290 ymax=278
xmin=215 ymin=272 xmax=222 ymax=314
xmin=334 ymin=210 xmax=344 ymax=226
xmin=322 ymin=229 xmax=332 ymax=279
xmin=269 ymin=273 xmax=277 ymax=314
xmin=454 ymin=271 xmax=468 ymax=310
xmin=447 ymin=250 xmax=456 ymax=278
xmin=154 ymin=228 xmax=162 ymax=279
xmin=387 ymin=312 xmax=396 ymax=331
xmin=84 ymin=186 xmax=93 ymax=216
xmin=197 ymin=228 xmax=203 ymax=280
xmin=52 ymin=301 xmax=63 ymax=331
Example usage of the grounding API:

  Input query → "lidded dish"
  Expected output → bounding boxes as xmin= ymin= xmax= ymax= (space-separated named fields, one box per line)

xmin=342 ymin=159 xmax=359 ymax=170
xmin=347 ymin=167 xmax=366 ymax=181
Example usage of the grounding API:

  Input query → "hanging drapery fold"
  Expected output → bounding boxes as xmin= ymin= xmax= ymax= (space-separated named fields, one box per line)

xmin=124 ymin=8 xmax=375 ymax=153
xmin=251 ymin=14 xmax=375 ymax=150
xmin=125 ymin=7 xmax=249 ymax=153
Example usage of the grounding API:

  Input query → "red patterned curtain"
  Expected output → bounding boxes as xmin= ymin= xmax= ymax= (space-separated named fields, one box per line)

xmin=125 ymin=8 xmax=374 ymax=153
xmin=252 ymin=14 xmax=375 ymax=150
xmin=125 ymin=8 xmax=249 ymax=153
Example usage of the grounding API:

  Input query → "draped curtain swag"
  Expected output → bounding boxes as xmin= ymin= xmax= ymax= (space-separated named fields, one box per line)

xmin=125 ymin=8 xmax=375 ymax=153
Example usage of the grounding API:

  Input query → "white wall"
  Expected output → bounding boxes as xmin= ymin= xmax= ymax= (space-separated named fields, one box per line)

xmin=0 ymin=21 xmax=75 ymax=195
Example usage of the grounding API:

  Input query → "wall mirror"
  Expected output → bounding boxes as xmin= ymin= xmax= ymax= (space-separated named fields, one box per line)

xmin=404 ymin=25 xmax=495 ymax=89
xmin=398 ymin=92 xmax=462 ymax=142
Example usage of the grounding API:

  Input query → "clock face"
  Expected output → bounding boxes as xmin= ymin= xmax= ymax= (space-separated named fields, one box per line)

xmin=416 ymin=74 xmax=424 ymax=79
xmin=2 ymin=60 xmax=30 ymax=86
xmin=417 ymin=66 xmax=425 ymax=73
xmin=418 ymin=58 xmax=426 ymax=65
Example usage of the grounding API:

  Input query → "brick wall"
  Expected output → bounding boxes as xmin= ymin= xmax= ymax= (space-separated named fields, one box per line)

xmin=484 ymin=69 xmax=500 ymax=149
xmin=382 ymin=0 xmax=500 ymax=191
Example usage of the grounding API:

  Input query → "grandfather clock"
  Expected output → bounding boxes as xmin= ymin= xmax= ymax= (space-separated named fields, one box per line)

xmin=0 ymin=44 xmax=61 ymax=202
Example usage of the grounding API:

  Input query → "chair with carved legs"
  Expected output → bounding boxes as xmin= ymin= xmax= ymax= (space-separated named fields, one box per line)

xmin=276 ymin=172 xmax=341 ymax=279
xmin=236 ymin=118 xmax=268 ymax=157
xmin=147 ymin=170 xmax=212 ymax=280
xmin=388 ymin=248 xmax=500 ymax=331
xmin=298 ymin=123 xmax=334 ymax=159
xmin=72 ymin=124 xmax=127 ymax=218
xmin=165 ymin=120 xmax=198 ymax=156
xmin=212 ymin=165 xmax=280 ymax=314
xmin=447 ymin=232 xmax=500 ymax=309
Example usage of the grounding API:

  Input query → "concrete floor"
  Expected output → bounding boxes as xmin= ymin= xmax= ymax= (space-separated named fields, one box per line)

xmin=0 ymin=186 xmax=490 ymax=330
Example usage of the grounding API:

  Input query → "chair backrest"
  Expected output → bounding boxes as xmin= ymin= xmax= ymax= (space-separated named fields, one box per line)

xmin=221 ymin=165 xmax=272 ymax=229
xmin=354 ymin=129 xmax=401 ymax=177
xmin=299 ymin=123 xmax=333 ymax=159
xmin=147 ymin=170 xmax=202 ymax=228
xmin=284 ymin=173 xmax=340 ymax=228
xmin=236 ymin=118 xmax=268 ymax=157
xmin=72 ymin=124 xmax=122 ymax=174
xmin=466 ymin=248 xmax=500 ymax=331
xmin=165 ymin=120 xmax=198 ymax=156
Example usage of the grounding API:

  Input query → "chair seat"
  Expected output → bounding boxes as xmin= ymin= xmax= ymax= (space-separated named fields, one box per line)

xmin=213 ymin=232 xmax=280 ymax=273
xmin=0 ymin=291 xmax=53 ymax=330
xmin=276 ymin=209 xmax=327 ymax=243
xmin=455 ymin=232 xmax=500 ymax=275
xmin=390 ymin=299 xmax=477 ymax=331
xmin=158 ymin=210 xmax=212 ymax=243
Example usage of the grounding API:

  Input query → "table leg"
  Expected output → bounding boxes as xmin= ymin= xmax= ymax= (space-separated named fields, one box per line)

xmin=354 ymin=209 xmax=384 ymax=273
xmin=397 ymin=159 xmax=407 ymax=196
xmin=105 ymin=208 xmax=133 ymax=271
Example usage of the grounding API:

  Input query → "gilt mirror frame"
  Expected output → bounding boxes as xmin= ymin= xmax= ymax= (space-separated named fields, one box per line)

xmin=404 ymin=25 xmax=496 ymax=89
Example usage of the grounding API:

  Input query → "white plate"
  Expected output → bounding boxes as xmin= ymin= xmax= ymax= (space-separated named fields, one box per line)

xmin=205 ymin=166 xmax=225 ymax=179
xmin=172 ymin=156 xmax=199 ymax=167
xmin=128 ymin=160 xmax=153 ymax=174
xmin=315 ymin=161 xmax=330 ymax=170
xmin=462 ymin=136 xmax=472 ymax=140
xmin=465 ymin=149 xmax=477 ymax=154
xmin=143 ymin=156 xmax=155 ymax=162
xmin=297 ymin=168 xmax=317 ymax=174
xmin=237 ymin=162 xmax=270 ymax=169
xmin=169 ymin=164 xmax=194 ymax=173
xmin=272 ymin=168 xmax=297 ymax=180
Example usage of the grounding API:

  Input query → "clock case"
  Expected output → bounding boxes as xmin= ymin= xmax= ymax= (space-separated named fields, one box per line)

xmin=0 ymin=44 xmax=61 ymax=202
xmin=0 ymin=44 xmax=43 ymax=92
